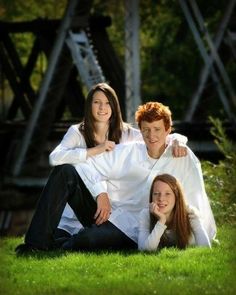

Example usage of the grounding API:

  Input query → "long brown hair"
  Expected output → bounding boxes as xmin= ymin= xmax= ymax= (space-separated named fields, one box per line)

xmin=149 ymin=174 xmax=191 ymax=249
xmin=79 ymin=83 xmax=124 ymax=147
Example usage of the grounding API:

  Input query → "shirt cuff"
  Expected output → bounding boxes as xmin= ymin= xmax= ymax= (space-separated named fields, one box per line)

xmin=155 ymin=221 xmax=167 ymax=231
xmin=88 ymin=181 xmax=108 ymax=200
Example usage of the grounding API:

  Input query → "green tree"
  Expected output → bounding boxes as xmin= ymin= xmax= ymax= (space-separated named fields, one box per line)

xmin=1 ymin=0 xmax=235 ymax=120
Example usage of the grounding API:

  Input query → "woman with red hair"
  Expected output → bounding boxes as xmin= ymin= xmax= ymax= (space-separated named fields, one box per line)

xmin=138 ymin=174 xmax=211 ymax=251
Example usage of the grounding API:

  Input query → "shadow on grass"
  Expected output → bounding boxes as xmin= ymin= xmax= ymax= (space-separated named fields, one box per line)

xmin=15 ymin=247 xmax=182 ymax=259
xmin=15 ymin=249 xmax=68 ymax=259
xmin=15 ymin=247 xmax=142 ymax=259
xmin=14 ymin=237 xmax=222 ymax=260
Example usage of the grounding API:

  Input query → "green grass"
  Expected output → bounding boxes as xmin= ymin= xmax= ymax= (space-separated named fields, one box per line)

xmin=0 ymin=225 xmax=235 ymax=295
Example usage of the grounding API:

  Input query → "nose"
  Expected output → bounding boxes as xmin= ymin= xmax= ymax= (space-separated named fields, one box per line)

xmin=147 ymin=130 xmax=155 ymax=139
xmin=99 ymin=102 xmax=105 ymax=109
xmin=157 ymin=194 xmax=164 ymax=201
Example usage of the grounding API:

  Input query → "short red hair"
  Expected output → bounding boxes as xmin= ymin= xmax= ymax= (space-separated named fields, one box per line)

xmin=135 ymin=101 xmax=172 ymax=131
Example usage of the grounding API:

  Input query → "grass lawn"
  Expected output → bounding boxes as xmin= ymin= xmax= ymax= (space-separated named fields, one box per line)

xmin=0 ymin=224 xmax=235 ymax=295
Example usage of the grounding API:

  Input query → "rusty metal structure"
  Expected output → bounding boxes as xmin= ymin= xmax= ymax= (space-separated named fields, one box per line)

xmin=0 ymin=0 xmax=125 ymax=186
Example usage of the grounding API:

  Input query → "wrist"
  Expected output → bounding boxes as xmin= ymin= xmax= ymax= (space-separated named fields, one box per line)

xmin=159 ymin=217 xmax=166 ymax=225
xmin=96 ymin=192 xmax=108 ymax=200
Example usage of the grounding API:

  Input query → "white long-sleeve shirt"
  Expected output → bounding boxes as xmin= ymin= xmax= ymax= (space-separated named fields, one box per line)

xmin=50 ymin=124 xmax=187 ymax=235
xmin=74 ymin=142 xmax=216 ymax=243
xmin=49 ymin=124 xmax=142 ymax=166
xmin=51 ymin=124 xmax=141 ymax=234
xmin=138 ymin=206 xmax=211 ymax=251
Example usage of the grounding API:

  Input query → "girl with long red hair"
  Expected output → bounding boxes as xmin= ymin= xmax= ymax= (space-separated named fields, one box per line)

xmin=138 ymin=174 xmax=211 ymax=251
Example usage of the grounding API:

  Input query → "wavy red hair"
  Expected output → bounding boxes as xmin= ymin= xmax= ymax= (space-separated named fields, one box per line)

xmin=135 ymin=101 xmax=172 ymax=131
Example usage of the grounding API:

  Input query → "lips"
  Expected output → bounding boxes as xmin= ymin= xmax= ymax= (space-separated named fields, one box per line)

xmin=158 ymin=204 xmax=167 ymax=208
xmin=97 ymin=113 xmax=108 ymax=115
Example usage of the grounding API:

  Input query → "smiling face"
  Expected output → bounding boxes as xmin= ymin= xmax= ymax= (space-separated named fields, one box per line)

xmin=152 ymin=180 xmax=176 ymax=220
xmin=140 ymin=120 xmax=171 ymax=158
xmin=91 ymin=91 xmax=112 ymax=123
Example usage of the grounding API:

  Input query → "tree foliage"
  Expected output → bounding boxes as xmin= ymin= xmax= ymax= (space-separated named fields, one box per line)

xmin=0 ymin=0 xmax=66 ymax=21
xmin=1 ymin=0 xmax=235 ymax=120
xmin=202 ymin=117 xmax=236 ymax=224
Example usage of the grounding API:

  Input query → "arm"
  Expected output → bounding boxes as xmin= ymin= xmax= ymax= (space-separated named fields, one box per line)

xmin=94 ymin=193 xmax=111 ymax=225
xmin=86 ymin=141 xmax=115 ymax=158
xmin=166 ymin=133 xmax=188 ymax=145
xmin=180 ymin=149 xmax=217 ymax=240
xmin=49 ymin=125 xmax=115 ymax=166
xmin=188 ymin=206 xmax=211 ymax=248
xmin=49 ymin=125 xmax=87 ymax=165
xmin=138 ymin=209 xmax=167 ymax=251
xmin=166 ymin=133 xmax=188 ymax=158
xmin=74 ymin=144 xmax=133 ymax=224
xmin=75 ymin=143 xmax=134 ymax=198
xmin=74 ymin=156 xmax=111 ymax=225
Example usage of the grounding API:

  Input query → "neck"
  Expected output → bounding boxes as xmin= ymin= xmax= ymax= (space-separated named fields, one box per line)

xmin=147 ymin=144 xmax=166 ymax=159
xmin=94 ymin=122 xmax=109 ymax=143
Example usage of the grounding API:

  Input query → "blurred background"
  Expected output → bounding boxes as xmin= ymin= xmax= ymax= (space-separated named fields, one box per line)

xmin=0 ymin=0 xmax=235 ymax=236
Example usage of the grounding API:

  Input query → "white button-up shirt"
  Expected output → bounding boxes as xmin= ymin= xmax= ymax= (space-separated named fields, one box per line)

xmin=74 ymin=142 xmax=216 ymax=243
xmin=51 ymin=124 xmax=142 ymax=234
xmin=49 ymin=124 xmax=143 ymax=165
xmin=53 ymin=124 xmax=187 ymax=235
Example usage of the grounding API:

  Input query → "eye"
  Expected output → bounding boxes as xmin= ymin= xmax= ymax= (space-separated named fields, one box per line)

xmin=153 ymin=192 xmax=160 ymax=197
xmin=165 ymin=192 xmax=172 ymax=197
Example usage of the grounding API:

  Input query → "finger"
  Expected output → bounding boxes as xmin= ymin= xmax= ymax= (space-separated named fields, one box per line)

xmin=95 ymin=216 xmax=103 ymax=225
xmin=95 ymin=208 xmax=109 ymax=222
xmin=109 ymin=143 xmax=115 ymax=150
xmin=95 ymin=212 xmax=108 ymax=225
xmin=179 ymin=147 xmax=187 ymax=157
xmin=174 ymin=148 xmax=183 ymax=157
xmin=172 ymin=147 xmax=178 ymax=157
xmin=176 ymin=148 xmax=182 ymax=157
xmin=95 ymin=210 xmax=103 ymax=224
xmin=94 ymin=208 xmax=101 ymax=219
xmin=106 ymin=145 xmax=114 ymax=151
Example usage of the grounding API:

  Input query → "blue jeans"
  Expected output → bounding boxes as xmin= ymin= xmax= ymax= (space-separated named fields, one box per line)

xmin=24 ymin=164 xmax=136 ymax=251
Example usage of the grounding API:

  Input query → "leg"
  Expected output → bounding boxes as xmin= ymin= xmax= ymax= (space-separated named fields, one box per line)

xmin=54 ymin=228 xmax=71 ymax=240
xmin=53 ymin=228 xmax=72 ymax=248
xmin=22 ymin=164 xmax=96 ymax=250
xmin=62 ymin=221 xmax=137 ymax=251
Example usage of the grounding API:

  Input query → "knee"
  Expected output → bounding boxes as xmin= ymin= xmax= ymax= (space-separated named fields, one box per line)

xmin=54 ymin=164 xmax=77 ymax=177
xmin=62 ymin=229 xmax=92 ymax=251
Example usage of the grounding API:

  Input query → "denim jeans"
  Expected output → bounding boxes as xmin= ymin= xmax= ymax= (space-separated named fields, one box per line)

xmin=24 ymin=164 xmax=136 ymax=251
xmin=61 ymin=221 xmax=136 ymax=251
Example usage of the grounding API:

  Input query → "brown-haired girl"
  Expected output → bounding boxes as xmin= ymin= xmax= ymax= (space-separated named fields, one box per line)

xmin=138 ymin=174 xmax=211 ymax=251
